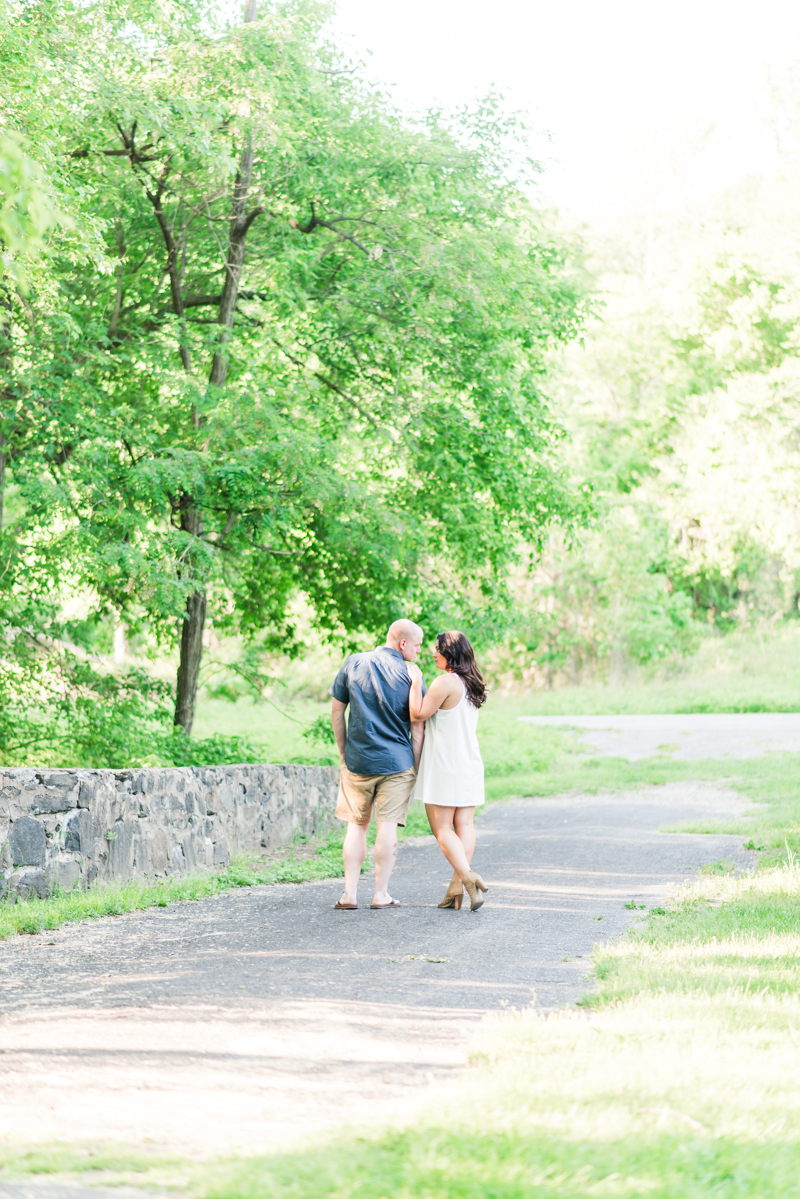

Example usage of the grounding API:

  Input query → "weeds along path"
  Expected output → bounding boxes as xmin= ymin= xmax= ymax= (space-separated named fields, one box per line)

xmin=0 ymin=785 xmax=752 ymax=1159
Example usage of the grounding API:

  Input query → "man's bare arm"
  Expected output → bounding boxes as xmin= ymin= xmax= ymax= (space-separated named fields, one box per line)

xmin=331 ymin=698 xmax=348 ymax=765
xmin=410 ymin=720 xmax=424 ymax=772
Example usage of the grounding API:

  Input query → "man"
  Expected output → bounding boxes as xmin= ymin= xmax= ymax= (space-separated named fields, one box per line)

xmin=329 ymin=619 xmax=425 ymax=910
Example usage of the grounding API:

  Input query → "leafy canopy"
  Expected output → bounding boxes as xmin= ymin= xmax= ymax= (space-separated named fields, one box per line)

xmin=0 ymin=0 xmax=588 ymax=763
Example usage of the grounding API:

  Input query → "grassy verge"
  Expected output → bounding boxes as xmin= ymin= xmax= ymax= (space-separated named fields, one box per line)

xmin=0 ymin=1145 xmax=178 ymax=1178
xmin=0 ymin=831 xmax=348 ymax=939
xmin=0 ymin=803 xmax=435 ymax=940
xmin=181 ymin=780 xmax=800 ymax=1198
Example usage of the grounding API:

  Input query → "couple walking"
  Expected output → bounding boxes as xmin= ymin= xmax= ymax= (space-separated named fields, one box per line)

xmin=329 ymin=619 xmax=488 ymax=911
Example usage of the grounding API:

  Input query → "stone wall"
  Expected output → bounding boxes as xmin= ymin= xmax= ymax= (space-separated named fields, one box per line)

xmin=0 ymin=764 xmax=339 ymax=901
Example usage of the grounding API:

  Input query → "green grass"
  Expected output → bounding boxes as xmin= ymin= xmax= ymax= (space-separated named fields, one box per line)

xmin=9 ymin=1129 xmax=800 ymax=1198
xmin=497 ymin=622 xmax=800 ymax=715
xmin=187 ymin=1130 xmax=800 ymax=1199
xmin=591 ymin=858 xmax=800 ymax=1003
xmin=0 ymin=1144 xmax=177 ymax=1177
xmin=193 ymin=694 xmax=340 ymax=766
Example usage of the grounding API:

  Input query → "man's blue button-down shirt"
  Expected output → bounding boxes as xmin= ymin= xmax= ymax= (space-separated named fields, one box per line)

xmin=329 ymin=646 xmax=425 ymax=776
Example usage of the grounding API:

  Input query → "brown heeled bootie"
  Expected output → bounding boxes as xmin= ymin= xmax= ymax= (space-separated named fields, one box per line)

xmin=462 ymin=871 xmax=488 ymax=911
xmin=438 ymin=879 xmax=464 ymax=909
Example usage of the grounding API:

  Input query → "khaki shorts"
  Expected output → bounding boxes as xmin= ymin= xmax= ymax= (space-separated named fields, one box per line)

xmin=336 ymin=765 xmax=417 ymax=827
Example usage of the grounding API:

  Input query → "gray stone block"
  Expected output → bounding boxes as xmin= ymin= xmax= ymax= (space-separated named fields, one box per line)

xmin=108 ymin=821 xmax=135 ymax=877
xmin=10 ymin=817 xmax=46 ymax=867
xmin=181 ymin=832 xmax=197 ymax=870
xmin=50 ymin=859 xmax=81 ymax=892
xmin=150 ymin=828 xmax=169 ymax=873
xmin=64 ymin=808 xmax=93 ymax=854
xmin=12 ymin=867 xmax=50 ymax=899
xmin=32 ymin=772 xmax=79 ymax=813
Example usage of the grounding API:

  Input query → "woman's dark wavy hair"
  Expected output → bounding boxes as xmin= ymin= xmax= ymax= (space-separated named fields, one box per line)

xmin=435 ymin=631 xmax=487 ymax=708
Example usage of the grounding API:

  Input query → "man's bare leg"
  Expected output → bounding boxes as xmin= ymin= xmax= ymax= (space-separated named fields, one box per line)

xmin=372 ymin=820 xmax=399 ymax=905
xmin=339 ymin=821 xmax=368 ymax=906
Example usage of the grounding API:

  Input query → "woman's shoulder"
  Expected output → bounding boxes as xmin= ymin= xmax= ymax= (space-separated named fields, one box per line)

xmin=433 ymin=672 xmax=465 ymax=706
xmin=428 ymin=673 xmax=458 ymax=695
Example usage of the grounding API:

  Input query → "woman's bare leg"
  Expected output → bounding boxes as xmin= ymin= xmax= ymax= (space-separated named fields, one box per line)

xmin=426 ymin=805 xmax=473 ymax=879
xmin=448 ymin=808 xmax=476 ymax=885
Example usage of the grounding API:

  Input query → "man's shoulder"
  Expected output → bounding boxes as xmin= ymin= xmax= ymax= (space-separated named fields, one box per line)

xmin=348 ymin=646 xmax=409 ymax=684
xmin=342 ymin=649 xmax=375 ymax=670
xmin=336 ymin=648 xmax=380 ymax=680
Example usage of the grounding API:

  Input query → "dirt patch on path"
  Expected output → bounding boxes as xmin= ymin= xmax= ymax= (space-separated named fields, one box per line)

xmin=0 ymin=999 xmax=476 ymax=1156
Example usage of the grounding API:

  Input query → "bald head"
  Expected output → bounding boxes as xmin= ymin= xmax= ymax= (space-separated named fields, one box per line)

xmin=386 ymin=619 xmax=424 ymax=662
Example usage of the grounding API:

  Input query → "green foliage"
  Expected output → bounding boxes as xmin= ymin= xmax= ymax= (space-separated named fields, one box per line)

xmin=0 ymin=629 xmax=262 ymax=767
xmin=0 ymin=133 xmax=57 ymax=277
xmin=302 ymin=714 xmax=336 ymax=746
xmin=675 ymin=258 xmax=799 ymax=386
xmin=501 ymin=180 xmax=800 ymax=684
xmin=0 ymin=0 xmax=587 ymax=758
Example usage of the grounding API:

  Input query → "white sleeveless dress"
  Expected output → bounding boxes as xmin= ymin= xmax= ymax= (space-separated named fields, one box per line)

xmin=412 ymin=675 xmax=485 ymax=808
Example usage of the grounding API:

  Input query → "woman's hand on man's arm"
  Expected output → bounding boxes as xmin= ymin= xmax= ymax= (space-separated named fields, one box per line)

xmin=409 ymin=672 xmax=450 ymax=722
xmin=406 ymin=662 xmax=425 ymax=722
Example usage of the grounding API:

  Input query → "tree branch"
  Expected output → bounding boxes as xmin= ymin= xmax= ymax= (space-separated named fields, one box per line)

xmin=290 ymin=205 xmax=371 ymax=257
xmin=143 ymin=159 xmax=193 ymax=374
xmin=274 ymin=341 xmax=396 ymax=442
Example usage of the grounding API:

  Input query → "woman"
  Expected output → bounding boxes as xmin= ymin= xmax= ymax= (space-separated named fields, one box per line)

xmin=407 ymin=631 xmax=488 ymax=911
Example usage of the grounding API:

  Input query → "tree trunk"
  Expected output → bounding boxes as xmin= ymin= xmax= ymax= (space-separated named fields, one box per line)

xmin=208 ymin=137 xmax=255 ymax=387
xmin=174 ymin=588 xmax=207 ymax=734
xmin=174 ymin=499 xmax=207 ymax=733
xmin=172 ymin=0 xmax=258 ymax=732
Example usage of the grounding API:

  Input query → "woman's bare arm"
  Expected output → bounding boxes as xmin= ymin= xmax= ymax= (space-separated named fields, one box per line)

xmin=408 ymin=666 xmax=458 ymax=722
xmin=410 ymin=719 xmax=424 ymax=771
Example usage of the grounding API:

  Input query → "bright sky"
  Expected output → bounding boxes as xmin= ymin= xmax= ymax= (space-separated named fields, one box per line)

xmin=330 ymin=0 xmax=800 ymax=219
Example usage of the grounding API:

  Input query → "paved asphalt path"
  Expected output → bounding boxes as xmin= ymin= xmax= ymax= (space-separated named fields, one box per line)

xmin=519 ymin=712 xmax=800 ymax=759
xmin=0 ymin=783 xmax=751 ymax=1015
xmin=0 ymin=782 xmax=751 ymax=1162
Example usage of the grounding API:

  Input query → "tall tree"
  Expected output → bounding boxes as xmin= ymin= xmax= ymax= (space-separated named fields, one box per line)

xmin=1 ymin=0 xmax=588 ymax=741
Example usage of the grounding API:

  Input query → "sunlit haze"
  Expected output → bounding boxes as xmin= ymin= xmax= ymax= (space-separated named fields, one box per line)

xmin=330 ymin=0 xmax=800 ymax=218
